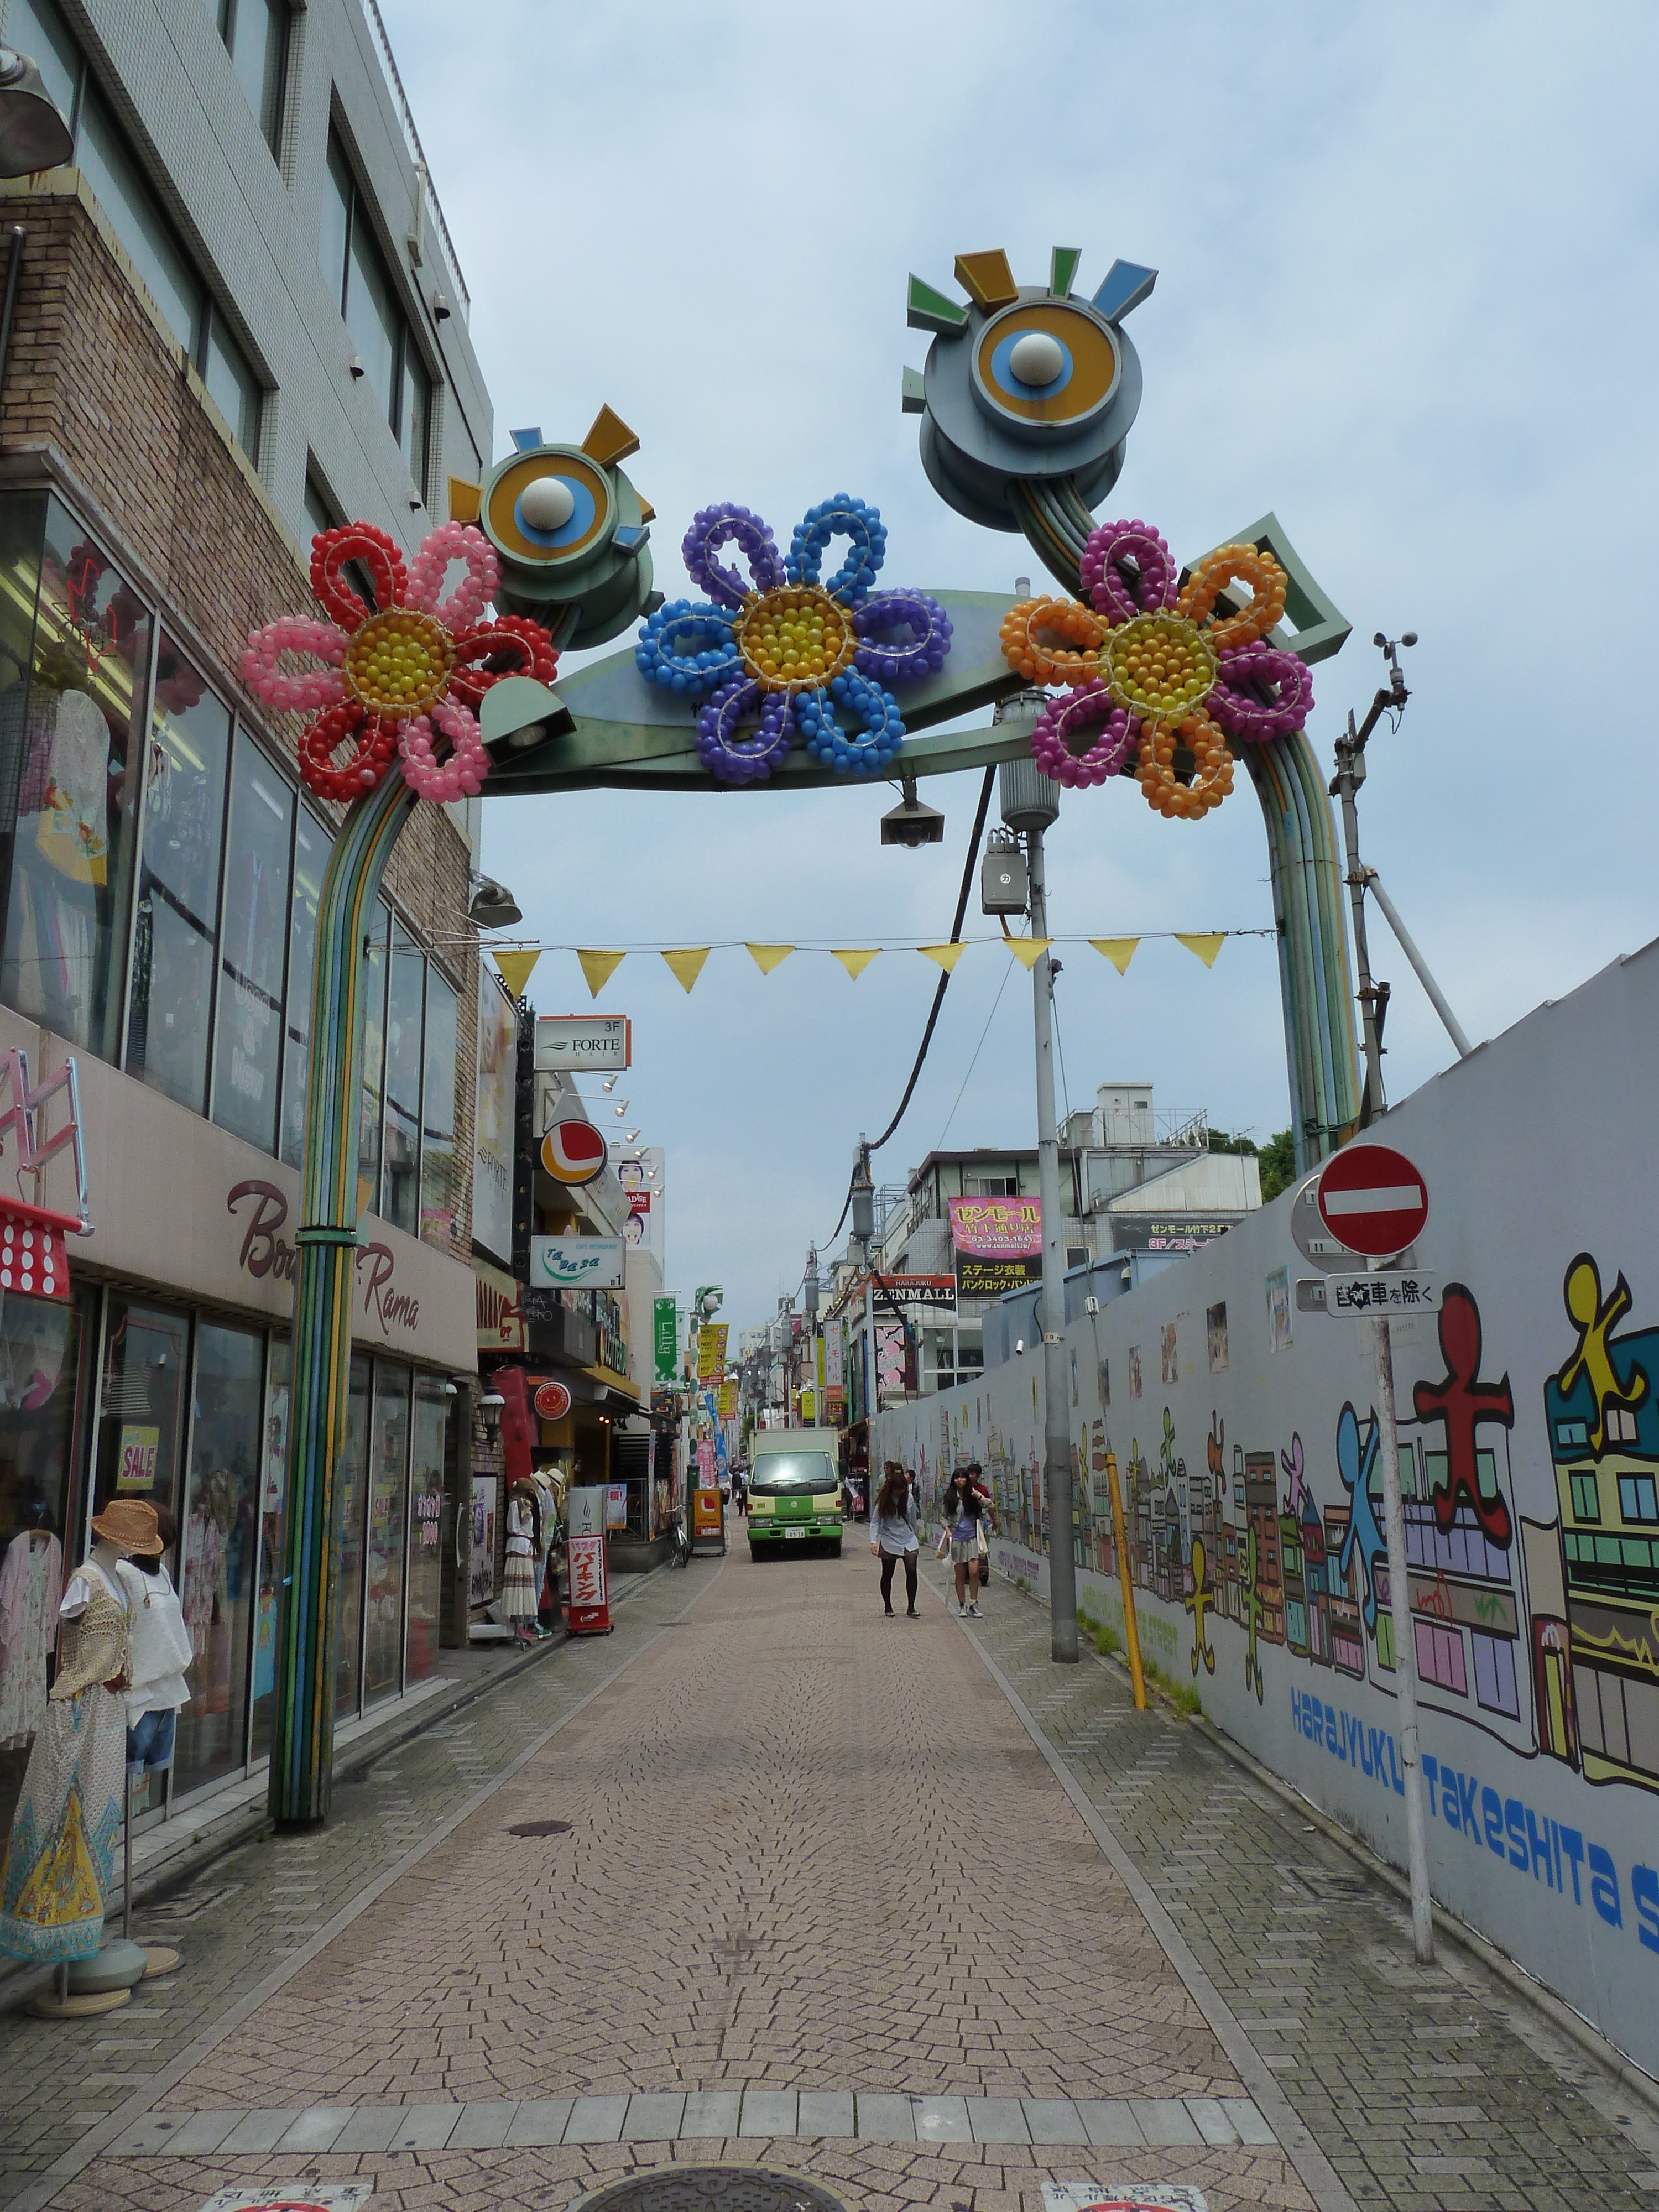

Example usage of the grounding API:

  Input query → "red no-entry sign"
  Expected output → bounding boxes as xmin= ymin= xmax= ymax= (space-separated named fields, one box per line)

xmin=1317 ymin=1142 xmax=1429 ymax=1259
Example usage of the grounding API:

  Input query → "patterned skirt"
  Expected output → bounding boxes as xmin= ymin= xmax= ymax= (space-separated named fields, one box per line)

xmin=0 ymin=1684 xmax=125 ymax=1963
xmin=500 ymin=1548 xmax=540 ymax=1620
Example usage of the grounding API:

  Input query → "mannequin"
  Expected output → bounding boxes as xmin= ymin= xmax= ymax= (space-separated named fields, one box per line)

xmin=501 ymin=1479 xmax=539 ymax=1644
xmin=0 ymin=1499 xmax=153 ymax=1973
xmin=116 ymin=1502 xmax=191 ymax=1980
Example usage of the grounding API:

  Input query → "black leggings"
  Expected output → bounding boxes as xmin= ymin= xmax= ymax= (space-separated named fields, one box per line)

xmin=880 ymin=1552 xmax=919 ymax=1610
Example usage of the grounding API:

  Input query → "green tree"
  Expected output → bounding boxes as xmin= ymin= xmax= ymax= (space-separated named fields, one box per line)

xmin=1207 ymin=1127 xmax=1258 ymax=1156
xmin=1258 ymin=1129 xmax=1297 ymax=1202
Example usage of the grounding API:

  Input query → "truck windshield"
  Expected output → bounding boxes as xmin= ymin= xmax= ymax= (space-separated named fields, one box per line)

xmin=750 ymin=1452 xmax=836 ymax=1496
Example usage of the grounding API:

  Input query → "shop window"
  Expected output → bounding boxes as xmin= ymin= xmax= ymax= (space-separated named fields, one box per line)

xmin=381 ymin=919 xmax=424 ymax=1234
xmin=319 ymin=124 xmax=430 ymax=498
xmin=407 ymin=1375 xmax=448 ymax=1683
xmin=0 ymin=1286 xmax=95 ymax=1838
xmin=279 ymin=808 xmax=330 ymax=1171
xmin=126 ymin=639 xmax=231 ymax=1113
xmin=91 ymin=1297 xmax=189 ymax=1536
xmin=175 ymin=1319 xmax=263 ymax=1794
xmin=247 ymin=1336 xmax=288 ymax=1763
xmin=1414 ymin=1616 xmax=1468 ymax=1696
xmin=364 ymin=1363 xmax=409 ymax=1704
xmin=0 ymin=497 xmax=150 ymax=1061
xmin=356 ymin=899 xmax=389 ymax=1220
xmin=1472 ymin=1629 xmax=1520 ymax=1717
xmin=419 ymin=964 xmax=458 ymax=1249
xmin=212 ymin=732 xmax=293 ymax=1154
xmin=214 ymin=0 xmax=288 ymax=158
xmin=332 ymin=1355 xmax=371 ymax=1719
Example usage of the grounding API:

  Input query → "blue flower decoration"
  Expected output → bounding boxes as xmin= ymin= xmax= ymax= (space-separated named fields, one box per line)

xmin=634 ymin=494 xmax=952 ymax=785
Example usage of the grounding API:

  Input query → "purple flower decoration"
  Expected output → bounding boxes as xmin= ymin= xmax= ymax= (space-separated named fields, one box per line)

xmin=635 ymin=494 xmax=952 ymax=784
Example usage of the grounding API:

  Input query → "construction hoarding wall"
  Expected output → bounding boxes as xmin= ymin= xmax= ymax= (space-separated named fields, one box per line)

xmin=876 ymin=938 xmax=1659 ymax=2079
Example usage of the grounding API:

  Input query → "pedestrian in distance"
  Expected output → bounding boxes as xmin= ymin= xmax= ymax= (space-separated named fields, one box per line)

xmin=936 ymin=1467 xmax=987 ymax=1615
xmin=870 ymin=1462 xmax=920 ymax=1616
xmin=965 ymin=1460 xmax=994 ymax=1603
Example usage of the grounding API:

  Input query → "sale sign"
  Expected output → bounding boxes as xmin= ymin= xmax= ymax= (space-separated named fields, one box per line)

xmin=117 ymin=1425 xmax=159 ymax=1494
xmin=566 ymin=1532 xmax=610 ymax=1634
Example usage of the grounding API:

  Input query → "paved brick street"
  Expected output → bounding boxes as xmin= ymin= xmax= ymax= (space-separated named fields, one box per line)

xmin=3 ymin=1550 xmax=1657 ymax=2212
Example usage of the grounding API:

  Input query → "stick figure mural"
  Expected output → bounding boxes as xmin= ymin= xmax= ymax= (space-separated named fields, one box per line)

xmin=1186 ymin=1536 xmax=1216 ymax=1677
xmin=1413 ymin=1285 xmax=1516 ymax=1548
xmin=1337 ymin=1401 xmax=1388 ymax=1636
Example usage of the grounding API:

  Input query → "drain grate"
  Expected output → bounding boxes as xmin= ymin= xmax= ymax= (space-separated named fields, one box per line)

xmin=577 ymin=2171 xmax=848 ymax=2212
xmin=507 ymin=1819 xmax=572 ymax=1837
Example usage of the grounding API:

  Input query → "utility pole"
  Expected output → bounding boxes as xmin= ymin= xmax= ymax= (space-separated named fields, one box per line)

xmin=1000 ymin=753 xmax=1077 ymax=1665
xmin=804 ymin=1245 xmax=820 ymax=1425
xmin=851 ymin=1137 xmax=877 ymax=1491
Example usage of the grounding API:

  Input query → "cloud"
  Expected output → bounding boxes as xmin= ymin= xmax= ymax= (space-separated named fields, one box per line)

xmin=383 ymin=0 xmax=1659 ymax=1328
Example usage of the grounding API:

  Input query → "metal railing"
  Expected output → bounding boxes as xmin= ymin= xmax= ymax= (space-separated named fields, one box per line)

xmin=359 ymin=0 xmax=471 ymax=321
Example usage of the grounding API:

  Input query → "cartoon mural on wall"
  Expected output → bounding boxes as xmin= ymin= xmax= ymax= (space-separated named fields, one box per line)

xmin=870 ymin=933 xmax=1659 ymax=2084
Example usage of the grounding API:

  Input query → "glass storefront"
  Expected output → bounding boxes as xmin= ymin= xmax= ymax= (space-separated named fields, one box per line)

xmin=0 ymin=1276 xmax=455 ymax=1842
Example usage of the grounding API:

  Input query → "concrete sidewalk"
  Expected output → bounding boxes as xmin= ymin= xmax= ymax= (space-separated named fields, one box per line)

xmin=3 ymin=1546 xmax=1655 ymax=2212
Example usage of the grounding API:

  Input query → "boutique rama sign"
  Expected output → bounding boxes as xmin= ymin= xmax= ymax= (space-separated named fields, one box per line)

xmin=228 ymin=1181 xmax=420 ymax=1335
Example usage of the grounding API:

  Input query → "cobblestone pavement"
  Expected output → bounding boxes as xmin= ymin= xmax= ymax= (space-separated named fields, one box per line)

xmin=5 ymin=1548 xmax=1655 ymax=2212
xmin=952 ymin=1564 xmax=1659 ymax=2212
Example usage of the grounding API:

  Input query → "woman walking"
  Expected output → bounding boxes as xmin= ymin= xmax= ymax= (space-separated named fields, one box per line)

xmin=869 ymin=1463 xmax=920 ymax=1617
xmin=937 ymin=1468 xmax=987 ymax=1616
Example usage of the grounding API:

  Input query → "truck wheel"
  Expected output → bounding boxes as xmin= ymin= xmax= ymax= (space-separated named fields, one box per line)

xmin=749 ymin=1544 xmax=763 ymax=1563
xmin=831 ymin=1541 xmax=843 ymax=1558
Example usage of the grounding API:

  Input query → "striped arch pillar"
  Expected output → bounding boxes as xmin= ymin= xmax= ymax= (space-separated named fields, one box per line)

xmin=269 ymin=768 xmax=418 ymax=1826
xmin=1011 ymin=479 xmax=1360 ymax=1176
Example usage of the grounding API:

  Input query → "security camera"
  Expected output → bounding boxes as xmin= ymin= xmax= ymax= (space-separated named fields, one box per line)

xmin=1084 ymin=1296 xmax=1100 ymax=1316
xmin=881 ymin=790 xmax=945 ymax=848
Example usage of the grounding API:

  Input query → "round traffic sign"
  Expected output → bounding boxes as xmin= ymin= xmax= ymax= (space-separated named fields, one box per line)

xmin=533 ymin=1379 xmax=572 ymax=1421
xmin=1317 ymin=1142 xmax=1428 ymax=1259
xmin=540 ymin=1117 xmax=607 ymax=1186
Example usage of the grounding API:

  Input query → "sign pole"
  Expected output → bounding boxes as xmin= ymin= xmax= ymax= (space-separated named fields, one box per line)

xmin=1026 ymin=821 xmax=1078 ymax=1663
xmin=1369 ymin=1255 xmax=1435 ymax=1962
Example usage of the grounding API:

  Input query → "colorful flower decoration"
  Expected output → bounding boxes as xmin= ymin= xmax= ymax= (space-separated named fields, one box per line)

xmin=242 ymin=520 xmax=557 ymax=805
xmin=634 ymin=495 xmax=951 ymax=785
xmin=998 ymin=520 xmax=1313 ymax=820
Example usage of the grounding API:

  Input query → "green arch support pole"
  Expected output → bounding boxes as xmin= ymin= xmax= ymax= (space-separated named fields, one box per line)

xmin=1008 ymin=478 xmax=1360 ymax=1177
xmin=269 ymin=768 xmax=418 ymax=1826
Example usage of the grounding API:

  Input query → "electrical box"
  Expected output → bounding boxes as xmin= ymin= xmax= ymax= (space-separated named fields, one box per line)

xmin=980 ymin=836 xmax=1029 ymax=916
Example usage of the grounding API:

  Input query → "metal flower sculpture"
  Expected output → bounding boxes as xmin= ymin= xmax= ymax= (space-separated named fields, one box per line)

xmin=999 ymin=519 xmax=1314 ymax=818
xmin=634 ymin=495 xmax=951 ymax=785
xmin=242 ymin=520 xmax=556 ymax=804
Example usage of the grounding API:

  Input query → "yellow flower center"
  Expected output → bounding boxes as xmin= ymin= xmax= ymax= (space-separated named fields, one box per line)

xmin=735 ymin=586 xmax=857 ymax=693
xmin=1104 ymin=612 xmax=1216 ymax=721
xmin=344 ymin=608 xmax=454 ymax=716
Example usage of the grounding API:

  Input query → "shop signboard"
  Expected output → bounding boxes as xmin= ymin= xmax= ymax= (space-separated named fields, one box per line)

xmin=116 ymin=1423 xmax=159 ymax=1493
xmin=654 ymin=1295 xmax=679 ymax=1380
xmin=472 ymin=959 xmax=518 ymax=1266
xmin=947 ymin=1193 xmax=1041 ymax=1255
xmin=875 ymin=1323 xmax=907 ymax=1389
xmin=531 ymin=1235 xmax=626 ymax=1290
xmin=533 ymin=1378 xmax=573 ymax=1421
xmin=717 ymin=1379 xmax=737 ymax=1419
xmin=606 ymin=1481 xmax=628 ymax=1528
xmin=565 ymin=1484 xmax=611 ymax=1632
xmin=534 ymin=1013 xmax=632 ymax=1072
xmin=878 ymin=1272 xmax=958 ymax=1311
xmin=540 ymin=1117 xmax=607 ymax=1186
xmin=469 ymin=1476 xmax=497 ymax=1606
xmin=475 ymin=1258 xmax=526 ymax=1352
xmin=1107 ymin=1215 xmax=1242 ymax=1255
xmin=957 ymin=1252 xmax=1041 ymax=1297
xmin=618 ymin=1149 xmax=665 ymax=1262
xmin=824 ymin=1314 xmax=844 ymax=1389
xmin=696 ymin=1323 xmax=728 ymax=1381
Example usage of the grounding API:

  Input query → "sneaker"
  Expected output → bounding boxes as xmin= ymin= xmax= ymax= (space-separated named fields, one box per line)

xmin=967 ymin=1601 xmax=981 ymax=1616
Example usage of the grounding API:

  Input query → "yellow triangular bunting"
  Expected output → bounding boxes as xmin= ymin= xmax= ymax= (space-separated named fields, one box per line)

xmin=492 ymin=948 xmax=542 ymax=998
xmin=746 ymin=943 xmax=794 ymax=976
xmin=576 ymin=948 xmax=625 ymax=999
xmin=832 ymin=949 xmax=880 ymax=980
xmin=1091 ymin=937 xmax=1140 ymax=975
xmin=1176 ymin=932 xmax=1226 ymax=969
xmin=661 ymin=947 xmax=712 ymax=994
xmin=919 ymin=943 xmax=968 ymax=973
xmin=1005 ymin=936 xmax=1051 ymax=971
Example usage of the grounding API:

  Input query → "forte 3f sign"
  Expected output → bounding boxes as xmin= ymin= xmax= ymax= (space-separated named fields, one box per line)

xmin=534 ymin=1014 xmax=632 ymax=1073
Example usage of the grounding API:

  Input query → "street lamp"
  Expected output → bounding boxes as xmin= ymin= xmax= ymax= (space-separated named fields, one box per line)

xmin=468 ymin=876 xmax=522 ymax=928
xmin=997 ymin=740 xmax=1078 ymax=1666
xmin=0 ymin=48 xmax=71 ymax=175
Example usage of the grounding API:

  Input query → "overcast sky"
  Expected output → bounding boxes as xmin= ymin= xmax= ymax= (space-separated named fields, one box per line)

xmin=384 ymin=1 xmax=1659 ymax=1335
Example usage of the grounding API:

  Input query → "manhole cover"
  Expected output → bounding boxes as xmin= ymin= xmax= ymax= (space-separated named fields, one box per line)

xmin=578 ymin=2171 xmax=848 ymax=2212
xmin=507 ymin=1819 xmax=572 ymax=1837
